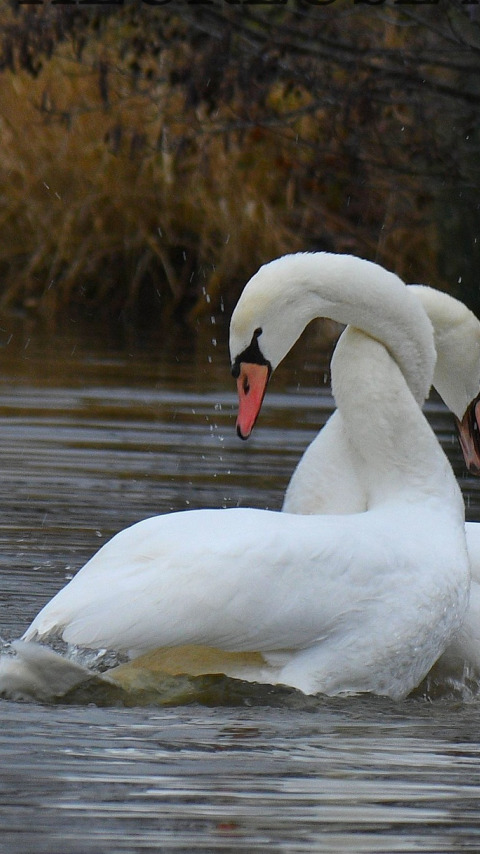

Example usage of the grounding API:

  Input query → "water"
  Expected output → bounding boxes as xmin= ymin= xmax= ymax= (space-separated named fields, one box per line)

xmin=1 ymin=323 xmax=480 ymax=853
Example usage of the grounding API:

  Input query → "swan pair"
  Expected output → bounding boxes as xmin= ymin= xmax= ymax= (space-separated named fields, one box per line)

xmin=1 ymin=252 xmax=479 ymax=701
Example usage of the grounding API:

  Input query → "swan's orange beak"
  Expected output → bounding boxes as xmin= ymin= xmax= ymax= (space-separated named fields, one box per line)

xmin=235 ymin=363 xmax=270 ymax=440
xmin=456 ymin=393 xmax=480 ymax=475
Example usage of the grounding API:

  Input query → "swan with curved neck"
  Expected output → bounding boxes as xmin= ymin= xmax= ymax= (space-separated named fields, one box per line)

xmin=279 ymin=282 xmax=480 ymax=678
xmin=3 ymin=252 xmax=471 ymax=701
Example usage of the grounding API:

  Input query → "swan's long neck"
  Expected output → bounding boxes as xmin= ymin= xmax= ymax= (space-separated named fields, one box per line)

xmin=331 ymin=326 xmax=461 ymax=509
xmin=283 ymin=283 xmax=480 ymax=517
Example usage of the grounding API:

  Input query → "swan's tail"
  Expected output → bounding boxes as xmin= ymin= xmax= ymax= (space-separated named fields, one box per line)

xmin=0 ymin=640 xmax=99 ymax=701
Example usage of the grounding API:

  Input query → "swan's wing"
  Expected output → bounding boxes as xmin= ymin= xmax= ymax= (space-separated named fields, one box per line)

xmin=23 ymin=507 xmax=400 ymax=657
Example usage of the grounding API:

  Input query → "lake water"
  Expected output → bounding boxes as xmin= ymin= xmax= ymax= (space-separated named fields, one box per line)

xmin=1 ymin=321 xmax=480 ymax=853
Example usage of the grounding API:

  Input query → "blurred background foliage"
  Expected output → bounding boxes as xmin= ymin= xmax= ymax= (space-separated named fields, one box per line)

xmin=0 ymin=0 xmax=479 ymax=333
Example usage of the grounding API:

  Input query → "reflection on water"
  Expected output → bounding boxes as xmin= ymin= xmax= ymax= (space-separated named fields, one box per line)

xmin=1 ymin=324 xmax=480 ymax=852
xmin=3 ymin=697 xmax=480 ymax=853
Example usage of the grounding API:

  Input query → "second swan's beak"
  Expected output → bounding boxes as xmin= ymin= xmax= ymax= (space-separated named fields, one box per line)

xmin=456 ymin=393 xmax=480 ymax=475
xmin=235 ymin=363 xmax=270 ymax=440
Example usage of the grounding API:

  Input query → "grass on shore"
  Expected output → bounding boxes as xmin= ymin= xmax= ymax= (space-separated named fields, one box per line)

xmin=0 ymin=6 xmax=453 ymax=331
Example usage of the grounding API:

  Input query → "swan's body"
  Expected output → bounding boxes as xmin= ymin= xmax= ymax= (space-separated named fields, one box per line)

xmin=4 ymin=253 xmax=472 ymax=700
xmin=282 ymin=285 xmax=480 ymax=675
xmin=21 ymin=500 xmax=465 ymax=698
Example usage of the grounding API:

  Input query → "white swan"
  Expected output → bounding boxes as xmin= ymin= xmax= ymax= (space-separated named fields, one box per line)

xmin=3 ymin=252 xmax=472 ymax=700
xmin=282 ymin=285 xmax=480 ymax=677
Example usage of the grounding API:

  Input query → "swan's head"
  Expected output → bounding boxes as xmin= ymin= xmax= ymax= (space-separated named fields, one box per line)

xmin=409 ymin=285 xmax=480 ymax=475
xmin=230 ymin=327 xmax=272 ymax=440
xmin=229 ymin=255 xmax=315 ymax=438
xmin=456 ymin=397 xmax=480 ymax=475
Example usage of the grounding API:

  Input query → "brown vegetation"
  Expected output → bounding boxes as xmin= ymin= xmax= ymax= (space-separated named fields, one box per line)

xmin=0 ymin=1 xmax=479 ymax=331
